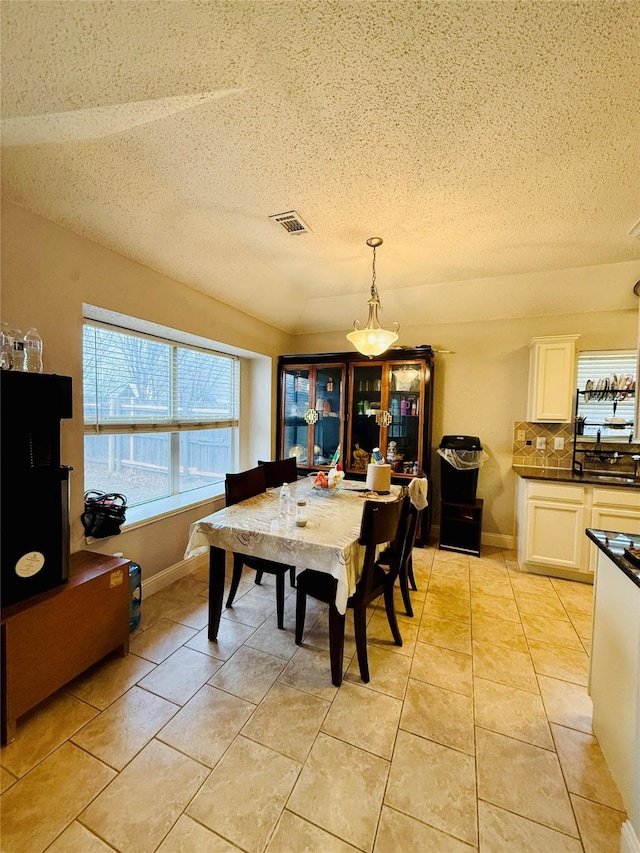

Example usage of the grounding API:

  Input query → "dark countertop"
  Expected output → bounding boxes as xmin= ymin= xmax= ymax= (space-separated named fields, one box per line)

xmin=586 ymin=528 xmax=640 ymax=589
xmin=513 ymin=465 xmax=639 ymax=489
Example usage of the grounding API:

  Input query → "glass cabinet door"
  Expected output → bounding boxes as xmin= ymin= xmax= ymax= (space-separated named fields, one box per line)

xmin=281 ymin=365 xmax=344 ymax=470
xmin=348 ymin=363 xmax=384 ymax=474
xmin=347 ymin=360 xmax=424 ymax=478
xmin=282 ymin=368 xmax=311 ymax=465
xmin=313 ymin=366 xmax=343 ymax=466
xmin=387 ymin=362 xmax=423 ymax=476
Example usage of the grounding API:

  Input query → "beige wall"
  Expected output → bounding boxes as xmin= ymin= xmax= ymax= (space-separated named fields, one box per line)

xmin=1 ymin=202 xmax=292 ymax=579
xmin=2 ymin=200 xmax=637 ymax=574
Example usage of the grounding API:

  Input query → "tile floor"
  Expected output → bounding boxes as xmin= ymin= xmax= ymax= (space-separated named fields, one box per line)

xmin=0 ymin=545 xmax=628 ymax=853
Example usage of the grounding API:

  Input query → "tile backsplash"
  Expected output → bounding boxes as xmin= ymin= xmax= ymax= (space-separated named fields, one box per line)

xmin=513 ymin=421 xmax=639 ymax=475
xmin=512 ymin=421 xmax=575 ymax=469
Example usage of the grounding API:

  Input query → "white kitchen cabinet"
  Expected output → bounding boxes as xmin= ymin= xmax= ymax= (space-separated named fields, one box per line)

xmin=527 ymin=335 xmax=580 ymax=423
xmin=517 ymin=478 xmax=640 ymax=581
xmin=518 ymin=480 xmax=588 ymax=578
xmin=589 ymin=488 xmax=640 ymax=572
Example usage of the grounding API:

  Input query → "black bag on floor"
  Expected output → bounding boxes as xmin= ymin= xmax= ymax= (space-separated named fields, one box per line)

xmin=81 ymin=490 xmax=127 ymax=538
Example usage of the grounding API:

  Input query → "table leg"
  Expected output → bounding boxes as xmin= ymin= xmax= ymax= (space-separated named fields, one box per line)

xmin=208 ymin=546 xmax=226 ymax=641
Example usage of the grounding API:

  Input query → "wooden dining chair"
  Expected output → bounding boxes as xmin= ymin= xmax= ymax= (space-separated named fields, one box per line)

xmin=295 ymin=496 xmax=403 ymax=685
xmin=257 ymin=457 xmax=298 ymax=489
xmin=224 ymin=465 xmax=295 ymax=629
xmin=377 ymin=490 xmax=421 ymax=617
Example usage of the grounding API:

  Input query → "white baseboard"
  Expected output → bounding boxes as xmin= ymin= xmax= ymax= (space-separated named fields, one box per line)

xmin=481 ymin=531 xmax=514 ymax=550
xmin=142 ymin=553 xmax=209 ymax=597
xmin=518 ymin=562 xmax=594 ymax=585
xmin=430 ymin=526 xmax=514 ymax=552
xmin=621 ymin=821 xmax=640 ymax=853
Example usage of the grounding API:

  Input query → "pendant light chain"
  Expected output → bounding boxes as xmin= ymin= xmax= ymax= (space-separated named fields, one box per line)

xmin=371 ymin=244 xmax=378 ymax=298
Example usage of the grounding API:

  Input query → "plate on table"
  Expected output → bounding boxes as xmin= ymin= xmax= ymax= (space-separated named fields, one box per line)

xmin=340 ymin=479 xmax=369 ymax=492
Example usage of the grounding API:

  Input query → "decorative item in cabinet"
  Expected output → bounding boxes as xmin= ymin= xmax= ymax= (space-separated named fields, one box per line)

xmin=279 ymin=363 xmax=345 ymax=470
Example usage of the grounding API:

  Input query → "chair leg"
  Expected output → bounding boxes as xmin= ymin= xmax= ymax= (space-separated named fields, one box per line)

xmin=295 ymin=588 xmax=306 ymax=644
xmin=399 ymin=567 xmax=414 ymax=618
xmin=255 ymin=570 xmax=263 ymax=585
xmin=328 ymin=604 xmax=346 ymax=687
xmin=276 ymin=572 xmax=285 ymax=630
xmin=408 ymin=554 xmax=417 ymax=591
xmin=353 ymin=605 xmax=370 ymax=683
xmin=225 ymin=557 xmax=244 ymax=608
xmin=384 ymin=584 xmax=403 ymax=647
xmin=289 ymin=565 xmax=296 ymax=588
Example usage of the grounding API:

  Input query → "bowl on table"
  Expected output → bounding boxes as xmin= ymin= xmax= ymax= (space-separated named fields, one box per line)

xmin=307 ymin=472 xmax=341 ymax=495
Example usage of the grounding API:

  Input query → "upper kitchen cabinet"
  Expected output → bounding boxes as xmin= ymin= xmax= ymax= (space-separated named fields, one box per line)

xmin=277 ymin=347 xmax=435 ymax=534
xmin=527 ymin=335 xmax=580 ymax=423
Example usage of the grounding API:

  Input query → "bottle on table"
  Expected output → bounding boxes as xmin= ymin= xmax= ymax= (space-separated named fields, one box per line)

xmin=295 ymin=499 xmax=307 ymax=527
xmin=279 ymin=482 xmax=291 ymax=520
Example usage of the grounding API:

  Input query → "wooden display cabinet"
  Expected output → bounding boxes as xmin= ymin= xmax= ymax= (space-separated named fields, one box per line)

xmin=1 ymin=551 xmax=130 ymax=744
xmin=277 ymin=347 xmax=435 ymax=541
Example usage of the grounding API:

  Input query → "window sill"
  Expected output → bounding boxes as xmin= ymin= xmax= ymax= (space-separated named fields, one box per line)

xmin=121 ymin=483 xmax=225 ymax=531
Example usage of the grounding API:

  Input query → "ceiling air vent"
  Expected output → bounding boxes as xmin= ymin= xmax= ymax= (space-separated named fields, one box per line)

xmin=269 ymin=210 xmax=312 ymax=235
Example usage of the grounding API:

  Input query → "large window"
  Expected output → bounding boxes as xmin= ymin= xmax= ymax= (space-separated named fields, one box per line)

xmin=83 ymin=321 xmax=239 ymax=509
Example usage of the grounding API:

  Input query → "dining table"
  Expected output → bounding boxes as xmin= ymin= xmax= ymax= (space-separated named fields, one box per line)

xmin=184 ymin=477 xmax=401 ymax=640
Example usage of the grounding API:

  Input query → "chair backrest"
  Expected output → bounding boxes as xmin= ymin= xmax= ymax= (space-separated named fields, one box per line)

xmin=225 ymin=465 xmax=267 ymax=507
xmin=354 ymin=498 xmax=403 ymax=602
xmin=257 ymin=457 xmax=298 ymax=489
xmin=395 ymin=491 xmax=421 ymax=572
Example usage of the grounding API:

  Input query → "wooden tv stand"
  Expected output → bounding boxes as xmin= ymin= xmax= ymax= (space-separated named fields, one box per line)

xmin=1 ymin=551 xmax=130 ymax=745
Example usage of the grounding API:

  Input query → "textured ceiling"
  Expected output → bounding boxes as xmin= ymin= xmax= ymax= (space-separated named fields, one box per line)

xmin=1 ymin=0 xmax=639 ymax=335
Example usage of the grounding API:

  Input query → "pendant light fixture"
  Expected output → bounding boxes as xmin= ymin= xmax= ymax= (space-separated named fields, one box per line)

xmin=346 ymin=237 xmax=399 ymax=358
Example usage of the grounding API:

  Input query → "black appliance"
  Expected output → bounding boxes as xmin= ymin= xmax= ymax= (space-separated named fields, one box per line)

xmin=1 ymin=371 xmax=73 ymax=607
xmin=439 ymin=435 xmax=483 ymax=504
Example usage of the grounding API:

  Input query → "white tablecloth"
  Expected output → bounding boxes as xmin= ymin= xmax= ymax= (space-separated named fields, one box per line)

xmin=185 ymin=479 xmax=400 ymax=614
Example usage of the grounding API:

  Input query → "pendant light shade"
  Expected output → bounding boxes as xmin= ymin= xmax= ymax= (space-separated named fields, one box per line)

xmin=346 ymin=237 xmax=399 ymax=357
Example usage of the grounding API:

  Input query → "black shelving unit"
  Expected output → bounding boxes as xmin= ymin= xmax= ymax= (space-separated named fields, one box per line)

xmin=439 ymin=499 xmax=483 ymax=557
